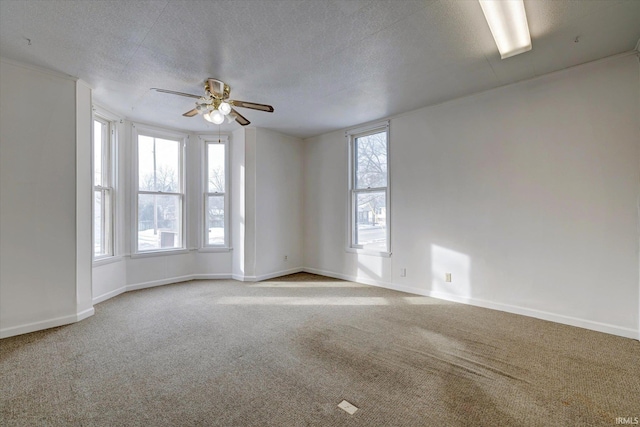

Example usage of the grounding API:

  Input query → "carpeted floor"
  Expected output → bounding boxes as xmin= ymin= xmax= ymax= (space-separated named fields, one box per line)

xmin=1 ymin=273 xmax=638 ymax=426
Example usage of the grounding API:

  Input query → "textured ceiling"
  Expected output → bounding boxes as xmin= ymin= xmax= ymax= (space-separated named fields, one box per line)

xmin=1 ymin=0 xmax=638 ymax=138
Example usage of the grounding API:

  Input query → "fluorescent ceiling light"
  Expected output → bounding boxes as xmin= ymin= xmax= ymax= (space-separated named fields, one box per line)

xmin=479 ymin=0 xmax=532 ymax=59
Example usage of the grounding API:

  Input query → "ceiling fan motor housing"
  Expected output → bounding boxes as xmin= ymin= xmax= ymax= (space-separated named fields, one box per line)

xmin=207 ymin=78 xmax=230 ymax=100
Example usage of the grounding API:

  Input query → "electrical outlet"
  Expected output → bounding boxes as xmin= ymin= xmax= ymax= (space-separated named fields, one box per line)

xmin=445 ymin=273 xmax=452 ymax=282
xmin=284 ymin=255 xmax=288 ymax=261
xmin=400 ymin=268 xmax=407 ymax=277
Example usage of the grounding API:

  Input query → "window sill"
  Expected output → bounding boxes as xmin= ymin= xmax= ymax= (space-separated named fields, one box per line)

xmin=345 ymin=247 xmax=392 ymax=258
xmin=130 ymin=248 xmax=190 ymax=259
xmin=93 ymin=255 xmax=123 ymax=267
xmin=197 ymin=246 xmax=233 ymax=253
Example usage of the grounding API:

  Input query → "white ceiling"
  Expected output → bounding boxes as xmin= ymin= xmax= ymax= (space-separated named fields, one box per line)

xmin=1 ymin=0 xmax=638 ymax=138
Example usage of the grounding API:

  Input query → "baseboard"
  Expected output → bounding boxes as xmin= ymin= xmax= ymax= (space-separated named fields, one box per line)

xmin=1 ymin=307 xmax=95 ymax=339
xmin=302 ymin=267 xmax=639 ymax=340
xmin=255 ymin=267 xmax=304 ymax=281
xmin=303 ymin=267 xmax=398 ymax=290
xmin=232 ymin=274 xmax=257 ymax=282
xmin=93 ymin=286 xmax=127 ymax=304
xmin=93 ymin=274 xmax=233 ymax=304
xmin=76 ymin=307 xmax=95 ymax=322
xmin=424 ymin=290 xmax=639 ymax=340
xmin=126 ymin=275 xmax=196 ymax=292
xmin=191 ymin=273 xmax=233 ymax=280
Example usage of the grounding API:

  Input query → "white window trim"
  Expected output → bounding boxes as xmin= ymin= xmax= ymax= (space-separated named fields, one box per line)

xmin=92 ymin=112 xmax=115 ymax=261
xmin=131 ymin=123 xmax=188 ymax=256
xmin=199 ymin=134 xmax=232 ymax=251
xmin=346 ymin=120 xmax=391 ymax=257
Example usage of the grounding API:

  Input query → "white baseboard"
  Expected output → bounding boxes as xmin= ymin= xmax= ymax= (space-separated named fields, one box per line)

xmin=126 ymin=275 xmax=195 ymax=292
xmin=0 ymin=307 xmax=95 ymax=339
xmin=94 ymin=274 xmax=234 ymax=304
xmin=302 ymin=267 xmax=639 ymax=340
xmin=231 ymin=267 xmax=303 ymax=282
xmin=92 ymin=274 xmax=235 ymax=306
xmin=76 ymin=307 xmax=95 ymax=322
xmin=191 ymin=273 xmax=233 ymax=280
xmin=232 ymin=274 xmax=257 ymax=282
xmin=10 ymin=267 xmax=633 ymax=340
xmin=424 ymin=290 xmax=638 ymax=340
xmin=93 ymin=286 xmax=127 ymax=304
xmin=303 ymin=267 xmax=398 ymax=290
xmin=255 ymin=267 xmax=304 ymax=281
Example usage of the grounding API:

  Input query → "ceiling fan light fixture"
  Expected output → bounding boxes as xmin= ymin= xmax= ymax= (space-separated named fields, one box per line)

xmin=154 ymin=78 xmax=273 ymax=127
xmin=219 ymin=101 xmax=232 ymax=115
xmin=479 ymin=0 xmax=531 ymax=59
xmin=204 ymin=110 xmax=225 ymax=124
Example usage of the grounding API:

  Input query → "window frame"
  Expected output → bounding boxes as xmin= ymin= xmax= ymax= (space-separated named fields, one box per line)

xmin=92 ymin=114 xmax=115 ymax=260
xmin=132 ymin=123 xmax=187 ymax=256
xmin=201 ymin=135 xmax=231 ymax=250
xmin=346 ymin=120 xmax=391 ymax=257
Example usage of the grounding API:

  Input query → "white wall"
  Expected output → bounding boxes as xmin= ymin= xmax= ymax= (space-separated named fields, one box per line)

xmin=5 ymin=53 xmax=636 ymax=339
xmin=304 ymin=54 xmax=640 ymax=339
xmin=75 ymin=81 xmax=93 ymax=316
xmin=0 ymin=59 xmax=93 ymax=337
xmin=255 ymin=128 xmax=304 ymax=278
xmin=231 ymin=127 xmax=246 ymax=279
xmin=229 ymin=127 xmax=304 ymax=281
xmin=243 ymin=128 xmax=257 ymax=278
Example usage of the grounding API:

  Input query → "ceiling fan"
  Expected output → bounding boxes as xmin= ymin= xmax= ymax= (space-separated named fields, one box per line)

xmin=151 ymin=78 xmax=274 ymax=126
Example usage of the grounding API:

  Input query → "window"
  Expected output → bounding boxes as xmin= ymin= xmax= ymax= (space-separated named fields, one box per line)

xmin=203 ymin=137 xmax=229 ymax=248
xmin=348 ymin=121 xmax=390 ymax=255
xmin=93 ymin=116 xmax=113 ymax=258
xmin=134 ymin=126 xmax=185 ymax=253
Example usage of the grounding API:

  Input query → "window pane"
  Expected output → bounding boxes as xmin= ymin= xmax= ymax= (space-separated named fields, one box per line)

xmin=355 ymin=191 xmax=387 ymax=251
xmin=94 ymin=190 xmax=102 ymax=256
xmin=138 ymin=136 xmax=180 ymax=192
xmin=94 ymin=120 xmax=103 ymax=186
xmin=138 ymin=194 xmax=181 ymax=251
xmin=208 ymin=143 xmax=225 ymax=193
xmin=103 ymin=189 xmax=112 ymax=256
xmin=355 ymin=131 xmax=387 ymax=189
xmin=206 ymin=195 xmax=225 ymax=245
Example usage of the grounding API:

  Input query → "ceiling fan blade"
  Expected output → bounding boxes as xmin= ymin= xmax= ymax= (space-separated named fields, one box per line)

xmin=151 ymin=88 xmax=201 ymax=99
xmin=232 ymin=100 xmax=274 ymax=113
xmin=183 ymin=108 xmax=199 ymax=117
xmin=207 ymin=78 xmax=230 ymax=99
xmin=230 ymin=108 xmax=250 ymax=126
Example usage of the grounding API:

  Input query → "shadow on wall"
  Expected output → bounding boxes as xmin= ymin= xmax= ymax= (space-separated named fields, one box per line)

xmin=431 ymin=244 xmax=471 ymax=300
xmin=356 ymin=254 xmax=388 ymax=283
xmin=237 ymin=164 xmax=245 ymax=276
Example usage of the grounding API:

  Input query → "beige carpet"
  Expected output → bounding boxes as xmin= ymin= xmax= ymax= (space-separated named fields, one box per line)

xmin=1 ymin=273 xmax=638 ymax=426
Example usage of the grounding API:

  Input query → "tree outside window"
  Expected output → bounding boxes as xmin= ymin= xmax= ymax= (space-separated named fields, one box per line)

xmin=349 ymin=123 xmax=390 ymax=253
xmin=136 ymin=133 xmax=183 ymax=252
